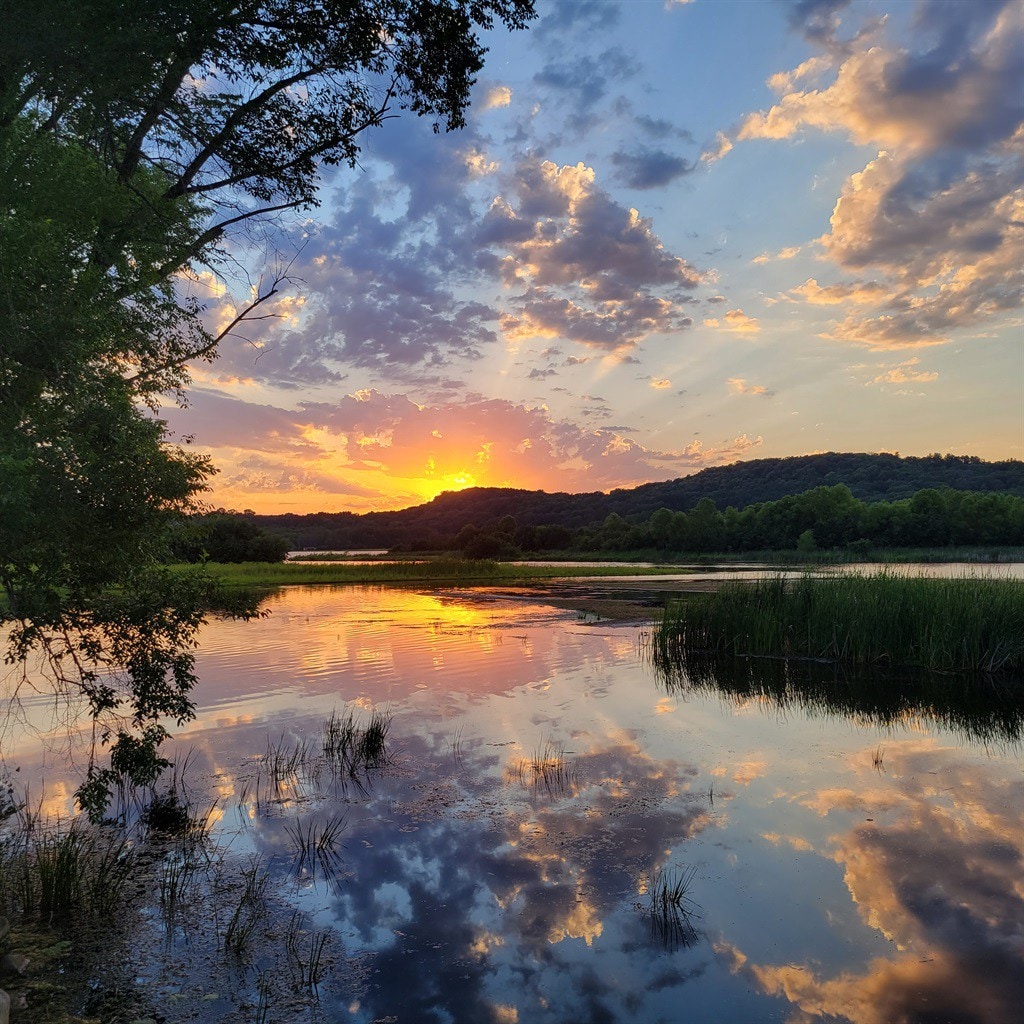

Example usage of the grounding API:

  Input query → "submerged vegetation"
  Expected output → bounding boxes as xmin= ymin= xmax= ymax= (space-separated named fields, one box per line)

xmin=654 ymin=573 xmax=1024 ymax=674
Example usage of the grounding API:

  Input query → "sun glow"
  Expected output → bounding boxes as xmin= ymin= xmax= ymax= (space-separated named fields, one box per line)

xmin=414 ymin=470 xmax=478 ymax=502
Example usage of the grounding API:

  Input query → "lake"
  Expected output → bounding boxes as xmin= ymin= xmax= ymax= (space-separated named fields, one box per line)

xmin=3 ymin=582 xmax=1022 ymax=1023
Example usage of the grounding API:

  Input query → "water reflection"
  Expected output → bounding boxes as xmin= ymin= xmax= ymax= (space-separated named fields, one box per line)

xmin=3 ymin=585 xmax=1021 ymax=1023
xmin=653 ymin=647 xmax=1024 ymax=745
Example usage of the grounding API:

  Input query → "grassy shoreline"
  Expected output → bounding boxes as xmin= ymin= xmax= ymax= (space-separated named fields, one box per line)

xmin=184 ymin=558 xmax=700 ymax=588
xmin=287 ymin=545 xmax=1024 ymax=565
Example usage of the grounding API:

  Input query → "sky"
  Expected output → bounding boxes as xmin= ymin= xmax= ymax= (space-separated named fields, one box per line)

xmin=164 ymin=0 xmax=1024 ymax=514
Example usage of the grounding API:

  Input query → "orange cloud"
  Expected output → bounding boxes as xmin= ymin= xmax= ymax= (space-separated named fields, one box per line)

xmin=727 ymin=378 xmax=772 ymax=397
xmin=705 ymin=309 xmax=761 ymax=334
xmin=166 ymin=388 xmax=767 ymax=513
xmin=481 ymin=84 xmax=512 ymax=111
xmin=867 ymin=359 xmax=938 ymax=386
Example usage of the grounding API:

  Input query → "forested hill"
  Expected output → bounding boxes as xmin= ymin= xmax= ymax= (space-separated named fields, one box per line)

xmin=249 ymin=453 xmax=1024 ymax=550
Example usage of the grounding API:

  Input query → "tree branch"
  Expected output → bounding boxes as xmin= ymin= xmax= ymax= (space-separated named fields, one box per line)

xmin=125 ymin=268 xmax=294 ymax=386
xmin=164 ymin=64 xmax=330 ymax=199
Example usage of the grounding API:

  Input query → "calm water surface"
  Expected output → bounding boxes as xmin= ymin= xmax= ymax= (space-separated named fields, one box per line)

xmin=5 ymin=584 xmax=1022 ymax=1023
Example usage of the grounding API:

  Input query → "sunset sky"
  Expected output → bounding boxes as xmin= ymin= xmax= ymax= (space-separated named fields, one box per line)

xmin=164 ymin=0 xmax=1024 ymax=514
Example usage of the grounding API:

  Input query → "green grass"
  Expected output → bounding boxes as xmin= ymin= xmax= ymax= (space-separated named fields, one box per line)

xmin=654 ymin=572 xmax=1024 ymax=674
xmin=182 ymin=557 xmax=695 ymax=587
xmin=0 ymin=823 xmax=136 ymax=924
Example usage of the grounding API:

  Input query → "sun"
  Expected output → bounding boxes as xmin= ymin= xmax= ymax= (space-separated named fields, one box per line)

xmin=412 ymin=470 xmax=479 ymax=503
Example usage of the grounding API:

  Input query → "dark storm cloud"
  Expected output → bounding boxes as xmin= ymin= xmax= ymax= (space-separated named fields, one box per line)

xmin=610 ymin=147 xmax=695 ymax=189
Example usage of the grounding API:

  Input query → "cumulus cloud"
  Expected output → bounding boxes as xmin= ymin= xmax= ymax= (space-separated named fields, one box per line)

xmin=752 ymin=245 xmax=802 ymax=265
xmin=480 ymin=84 xmax=512 ymax=111
xmin=533 ymin=0 xmax=620 ymax=41
xmin=700 ymin=130 xmax=733 ymax=164
xmin=738 ymin=0 xmax=1023 ymax=349
xmin=705 ymin=309 xmax=761 ymax=334
xmin=482 ymin=159 xmax=703 ymax=350
xmin=740 ymin=4 xmax=1022 ymax=153
xmin=533 ymin=48 xmax=640 ymax=130
xmin=634 ymin=115 xmax=694 ymax=143
xmin=865 ymin=358 xmax=938 ymax=386
xmin=789 ymin=277 xmax=887 ymax=305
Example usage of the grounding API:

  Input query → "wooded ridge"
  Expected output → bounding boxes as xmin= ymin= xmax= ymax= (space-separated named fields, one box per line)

xmin=240 ymin=453 xmax=1024 ymax=550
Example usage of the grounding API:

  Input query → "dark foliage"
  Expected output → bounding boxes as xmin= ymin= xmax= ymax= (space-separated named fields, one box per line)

xmin=1 ymin=0 xmax=536 ymax=815
xmin=169 ymin=513 xmax=290 ymax=563
xmin=249 ymin=453 xmax=1024 ymax=551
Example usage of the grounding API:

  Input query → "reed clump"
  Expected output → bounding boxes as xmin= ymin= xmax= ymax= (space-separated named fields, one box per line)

xmin=654 ymin=572 xmax=1024 ymax=674
xmin=0 ymin=822 xmax=135 ymax=924
xmin=638 ymin=865 xmax=700 ymax=951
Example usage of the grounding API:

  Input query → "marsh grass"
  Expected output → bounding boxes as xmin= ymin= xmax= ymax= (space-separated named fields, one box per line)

xmin=284 ymin=813 xmax=346 ymax=884
xmin=286 ymin=910 xmax=330 ymax=990
xmin=640 ymin=865 xmax=700 ymax=951
xmin=246 ymin=708 xmax=391 ymax=816
xmin=223 ymin=856 xmax=269 ymax=956
xmin=450 ymin=725 xmax=466 ymax=767
xmin=192 ymin=558 xmax=691 ymax=588
xmin=655 ymin=642 xmax=1023 ymax=745
xmin=322 ymin=708 xmax=392 ymax=778
xmin=0 ymin=821 xmax=135 ymax=924
xmin=158 ymin=850 xmax=199 ymax=919
xmin=255 ymin=970 xmax=273 ymax=1024
xmin=655 ymin=572 xmax=1024 ymax=674
xmin=512 ymin=740 xmax=579 ymax=797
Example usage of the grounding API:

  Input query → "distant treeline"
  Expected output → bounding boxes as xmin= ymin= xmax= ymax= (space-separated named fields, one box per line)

xmin=247 ymin=453 xmax=1024 ymax=552
xmin=485 ymin=486 xmax=1024 ymax=557
xmin=195 ymin=485 xmax=1024 ymax=562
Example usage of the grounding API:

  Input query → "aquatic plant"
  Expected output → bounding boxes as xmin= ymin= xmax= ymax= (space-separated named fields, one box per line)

xmin=512 ymin=740 xmax=579 ymax=796
xmin=322 ymin=707 xmax=392 ymax=777
xmin=223 ymin=856 xmax=270 ymax=956
xmin=255 ymin=970 xmax=273 ymax=1024
xmin=0 ymin=822 xmax=135 ymax=924
xmin=653 ymin=641 xmax=1023 ymax=745
xmin=158 ymin=850 xmax=199 ymax=919
xmin=654 ymin=572 xmax=1024 ymax=674
xmin=639 ymin=865 xmax=701 ymax=952
xmin=286 ymin=910 xmax=330 ymax=990
xmin=284 ymin=813 xmax=346 ymax=884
